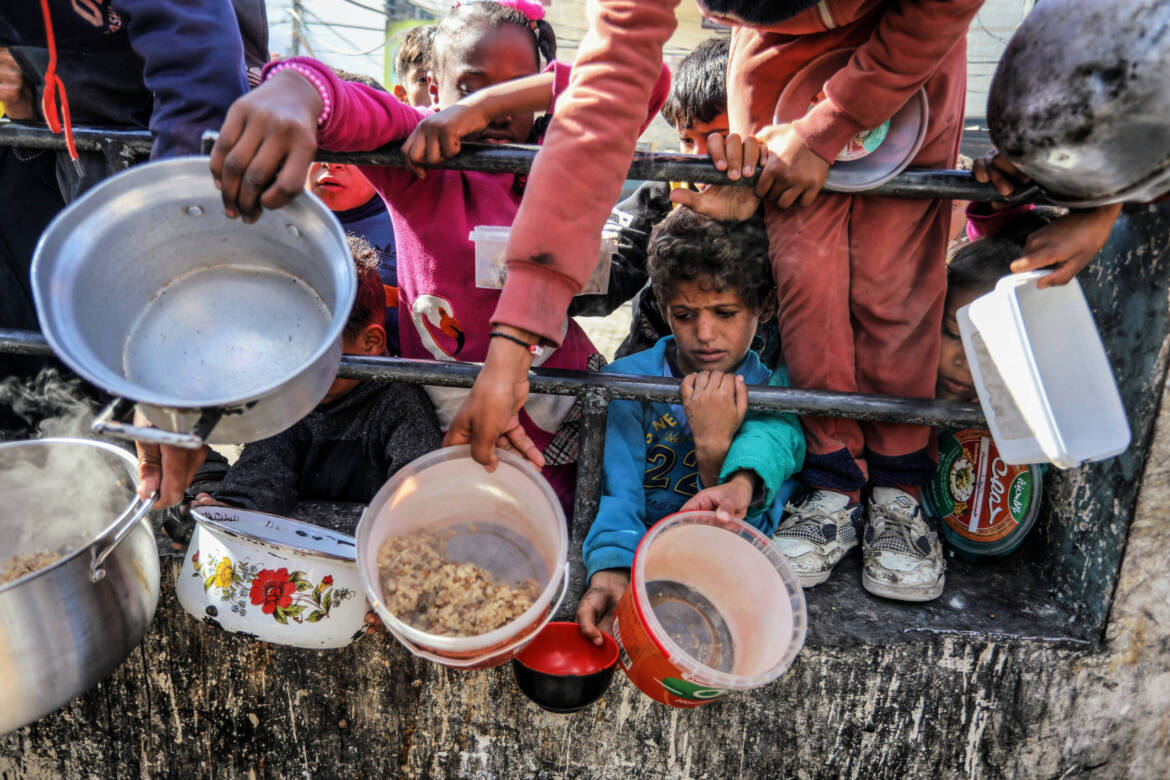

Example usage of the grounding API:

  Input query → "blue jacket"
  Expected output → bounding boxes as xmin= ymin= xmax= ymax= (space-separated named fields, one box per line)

xmin=583 ymin=337 xmax=805 ymax=580
xmin=1 ymin=0 xmax=251 ymax=158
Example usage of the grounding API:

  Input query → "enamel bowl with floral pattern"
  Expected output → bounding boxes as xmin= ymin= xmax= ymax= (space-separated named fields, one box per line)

xmin=178 ymin=506 xmax=368 ymax=649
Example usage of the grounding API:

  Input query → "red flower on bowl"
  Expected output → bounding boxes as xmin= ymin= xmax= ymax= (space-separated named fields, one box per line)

xmin=322 ymin=575 xmax=333 ymax=586
xmin=249 ymin=568 xmax=296 ymax=614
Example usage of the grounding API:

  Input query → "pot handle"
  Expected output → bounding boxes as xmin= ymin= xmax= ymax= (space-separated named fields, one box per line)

xmin=92 ymin=398 xmax=219 ymax=450
xmin=386 ymin=561 xmax=572 ymax=669
xmin=90 ymin=492 xmax=158 ymax=583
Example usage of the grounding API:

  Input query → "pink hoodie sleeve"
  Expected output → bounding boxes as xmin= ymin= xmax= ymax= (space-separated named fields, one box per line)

xmin=493 ymin=0 xmax=681 ymax=346
xmin=792 ymin=0 xmax=984 ymax=163
xmin=262 ymin=57 xmax=425 ymax=152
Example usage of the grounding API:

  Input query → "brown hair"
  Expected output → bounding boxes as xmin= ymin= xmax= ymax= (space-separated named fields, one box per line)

xmin=344 ymin=234 xmax=386 ymax=341
xmin=395 ymin=24 xmax=436 ymax=81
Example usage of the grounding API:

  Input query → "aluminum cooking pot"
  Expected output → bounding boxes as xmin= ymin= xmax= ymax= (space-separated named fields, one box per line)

xmin=32 ymin=157 xmax=356 ymax=447
xmin=987 ymin=0 xmax=1170 ymax=206
xmin=0 ymin=438 xmax=158 ymax=735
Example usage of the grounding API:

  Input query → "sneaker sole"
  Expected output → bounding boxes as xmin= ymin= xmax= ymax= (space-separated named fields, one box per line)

xmin=795 ymin=568 xmax=833 ymax=589
xmin=861 ymin=571 xmax=945 ymax=602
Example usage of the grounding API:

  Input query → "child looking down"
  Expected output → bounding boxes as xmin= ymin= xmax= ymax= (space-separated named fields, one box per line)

xmin=577 ymin=208 xmax=804 ymax=644
xmin=193 ymin=237 xmax=442 ymax=515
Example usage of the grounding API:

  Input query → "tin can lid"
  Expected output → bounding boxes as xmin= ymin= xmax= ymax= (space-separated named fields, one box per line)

xmin=923 ymin=429 xmax=1043 ymax=560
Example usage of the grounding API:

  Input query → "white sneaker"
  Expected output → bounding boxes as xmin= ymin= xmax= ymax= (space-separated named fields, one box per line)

xmin=773 ymin=490 xmax=861 ymax=588
xmin=862 ymin=487 xmax=945 ymax=602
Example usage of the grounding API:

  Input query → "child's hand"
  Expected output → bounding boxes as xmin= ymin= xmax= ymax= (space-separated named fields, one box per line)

xmin=401 ymin=104 xmax=492 ymax=179
xmin=754 ymin=123 xmax=830 ymax=208
xmin=972 ymin=150 xmax=1030 ymax=197
xmin=680 ymin=470 xmax=757 ymax=521
xmin=190 ymin=493 xmax=227 ymax=508
xmin=363 ymin=610 xmax=386 ymax=635
xmin=210 ymin=69 xmax=322 ymax=223
xmin=0 ymin=48 xmax=35 ymax=120
xmin=576 ymin=569 xmax=630 ymax=646
xmin=682 ymin=371 xmax=748 ymax=489
xmin=1011 ymin=204 xmax=1122 ymax=288
xmin=707 ymin=132 xmax=762 ymax=183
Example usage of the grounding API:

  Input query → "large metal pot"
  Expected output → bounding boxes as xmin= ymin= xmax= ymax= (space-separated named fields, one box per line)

xmin=31 ymin=157 xmax=355 ymax=446
xmin=987 ymin=0 xmax=1170 ymax=206
xmin=0 ymin=438 xmax=158 ymax=734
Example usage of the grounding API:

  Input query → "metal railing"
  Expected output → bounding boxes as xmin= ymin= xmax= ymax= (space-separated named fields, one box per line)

xmin=1 ymin=122 xmax=995 ymax=595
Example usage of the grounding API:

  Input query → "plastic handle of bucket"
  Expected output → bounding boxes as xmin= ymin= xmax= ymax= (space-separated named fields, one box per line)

xmin=90 ymin=491 xmax=157 ymax=583
xmin=388 ymin=561 xmax=571 ymax=669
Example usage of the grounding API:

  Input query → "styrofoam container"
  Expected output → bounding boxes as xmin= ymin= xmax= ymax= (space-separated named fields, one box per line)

xmin=957 ymin=270 xmax=1130 ymax=469
xmin=469 ymin=225 xmax=614 ymax=295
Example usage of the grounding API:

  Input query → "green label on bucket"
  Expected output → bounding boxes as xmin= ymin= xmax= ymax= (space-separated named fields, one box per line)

xmin=660 ymin=677 xmax=729 ymax=701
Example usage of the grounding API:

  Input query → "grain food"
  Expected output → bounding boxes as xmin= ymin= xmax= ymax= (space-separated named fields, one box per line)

xmin=377 ymin=528 xmax=539 ymax=636
xmin=0 ymin=551 xmax=61 ymax=585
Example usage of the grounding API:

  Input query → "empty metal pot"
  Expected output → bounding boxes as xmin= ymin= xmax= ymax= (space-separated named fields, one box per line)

xmin=0 ymin=438 xmax=158 ymax=734
xmin=987 ymin=0 xmax=1170 ymax=206
xmin=32 ymin=157 xmax=355 ymax=446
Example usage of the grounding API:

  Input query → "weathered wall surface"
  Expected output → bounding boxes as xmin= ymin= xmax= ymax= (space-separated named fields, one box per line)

xmin=0 ymin=373 xmax=1167 ymax=779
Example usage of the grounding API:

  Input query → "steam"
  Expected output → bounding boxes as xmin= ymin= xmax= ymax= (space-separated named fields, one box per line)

xmin=0 ymin=370 xmax=136 ymax=560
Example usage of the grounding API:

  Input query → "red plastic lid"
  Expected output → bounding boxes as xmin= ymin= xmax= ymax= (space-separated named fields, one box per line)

xmin=514 ymin=621 xmax=618 ymax=676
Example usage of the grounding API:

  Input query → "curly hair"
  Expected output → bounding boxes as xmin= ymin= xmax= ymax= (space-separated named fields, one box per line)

xmin=662 ymin=37 xmax=730 ymax=130
xmin=433 ymin=2 xmax=556 ymax=75
xmin=395 ymin=24 xmax=436 ymax=81
xmin=344 ymin=234 xmax=386 ymax=342
xmin=649 ymin=207 xmax=774 ymax=312
xmin=946 ymin=209 xmax=1060 ymax=303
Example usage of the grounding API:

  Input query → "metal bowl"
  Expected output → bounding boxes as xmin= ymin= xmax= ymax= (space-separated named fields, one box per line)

xmin=988 ymin=0 xmax=1170 ymax=205
xmin=31 ymin=157 xmax=355 ymax=445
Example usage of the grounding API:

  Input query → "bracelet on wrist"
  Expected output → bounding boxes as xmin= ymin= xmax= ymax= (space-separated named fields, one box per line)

xmin=489 ymin=330 xmax=545 ymax=358
xmin=267 ymin=62 xmax=332 ymax=127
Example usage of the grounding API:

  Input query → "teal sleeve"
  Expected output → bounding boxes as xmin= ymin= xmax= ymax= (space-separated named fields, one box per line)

xmin=582 ymin=398 xmax=649 ymax=581
xmin=719 ymin=365 xmax=806 ymax=533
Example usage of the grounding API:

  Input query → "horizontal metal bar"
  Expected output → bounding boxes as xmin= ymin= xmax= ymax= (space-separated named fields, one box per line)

xmin=0 ymin=329 xmax=985 ymax=427
xmin=0 ymin=122 xmax=153 ymax=155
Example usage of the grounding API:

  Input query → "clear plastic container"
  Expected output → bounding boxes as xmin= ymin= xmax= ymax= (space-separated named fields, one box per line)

xmin=356 ymin=446 xmax=568 ymax=669
xmin=958 ymin=270 xmax=1130 ymax=468
xmin=469 ymin=225 xmax=614 ymax=295
xmin=611 ymin=511 xmax=807 ymax=708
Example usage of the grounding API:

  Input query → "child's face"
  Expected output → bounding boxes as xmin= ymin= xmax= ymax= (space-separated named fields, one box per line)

xmin=663 ymin=277 xmax=762 ymax=375
xmin=936 ymin=287 xmax=981 ymax=402
xmin=306 ymin=163 xmax=376 ymax=212
xmin=676 ymin=112 xmax=730 ymax=155
xmin=434 ymin=24 xmax=539 ymax=144
xmin=399 ymin=66 xmax=433 ymax=108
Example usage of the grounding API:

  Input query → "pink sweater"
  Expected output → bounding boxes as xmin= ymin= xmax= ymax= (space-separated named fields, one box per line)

xmin=496 ymin=0 xmax=983 ymax=345
xmin=268 ymin=59 xmax=666 ymax=448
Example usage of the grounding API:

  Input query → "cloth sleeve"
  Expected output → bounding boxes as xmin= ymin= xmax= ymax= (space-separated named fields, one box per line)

xmin=493 ymin=0 xmax=681 ymax=346
xmin=791 ymin=0 xmax=984 ymax=163
xmin=719 ymin=365 xmax=806 ymax=533
xmin=213 ymin=428 xmax=306 ymax=516
xmin=378 ymin=384 xmax=444 ymax=482
xmin=114 ymin=0 xmax=249 ymax=158
xmin=582 ymin=398 xmax=650 ymax=581
xmin=567 ymin=181 xmax=672 ymax=318
xmin=261 ymin=56 xmax=426 ymax=198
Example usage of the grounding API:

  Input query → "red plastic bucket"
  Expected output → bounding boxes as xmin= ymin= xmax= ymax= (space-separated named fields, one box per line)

xmin=611 ymin=511 xmax=806 ymax=708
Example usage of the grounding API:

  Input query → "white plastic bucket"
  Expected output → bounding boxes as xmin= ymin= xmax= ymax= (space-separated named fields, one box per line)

xmin=356 ymin=446 xmax=568 ymax=669
xmin=469 ymin=225 xmax=614 ymax=295
xmin=958 ymin=270 xmax=1130 ymax=469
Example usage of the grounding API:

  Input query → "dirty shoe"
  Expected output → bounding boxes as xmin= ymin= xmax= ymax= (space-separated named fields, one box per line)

xmin=773 ymin=490 xmax=861 ymax=588
xmin=862 ymin=487 xmax=945 ymax=602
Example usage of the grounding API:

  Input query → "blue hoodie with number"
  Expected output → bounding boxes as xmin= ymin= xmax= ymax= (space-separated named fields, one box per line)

xmin=583 ymin=336 xmax=805 ymax=580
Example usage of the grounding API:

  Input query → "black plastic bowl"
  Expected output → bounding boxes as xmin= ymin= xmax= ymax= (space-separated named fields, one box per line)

xmin=512 ymin=621 xmax=619 ymax=713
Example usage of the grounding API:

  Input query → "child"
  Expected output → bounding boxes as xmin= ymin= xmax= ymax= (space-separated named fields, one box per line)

xmin=393 ymin=25 xmax=435 ymax=108
xmin=193 ymin=237 xmax=441 ymax=515
xmin=576 ymin=207 xmax=804 ymax=643
xmin=210 ymin=1 xmax=668 ymax=513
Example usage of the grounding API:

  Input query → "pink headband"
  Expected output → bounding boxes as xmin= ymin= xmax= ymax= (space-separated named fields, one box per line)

xmin=452 ymin=0 xmax=545 ymax=25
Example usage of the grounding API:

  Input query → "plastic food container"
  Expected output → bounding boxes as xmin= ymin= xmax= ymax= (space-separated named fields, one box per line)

xmin=923 ymin=429 xmax=1043 ymax=562
xmin=356 ymin=446 xmax=568 ymax=670
xmin=512 ymin=622 xmax=619 ymax=713
xmin=774 ymin=48 xmax=928 ymax=192
xmin=469 ymin=225 xmax=615 ymax=295
xmin=958 ymin=270 xmax=1130 ymax=469
xmin=611 ymin=511 xmax=806 ymax=708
